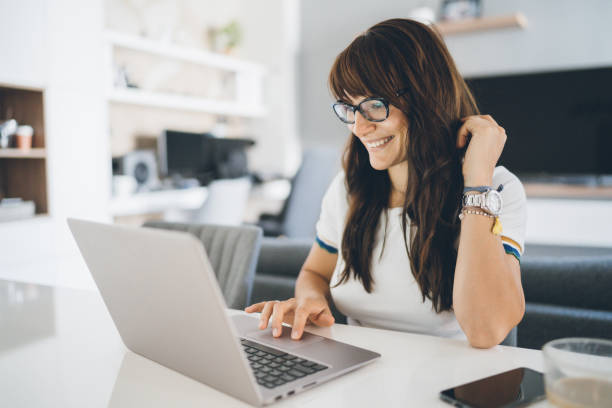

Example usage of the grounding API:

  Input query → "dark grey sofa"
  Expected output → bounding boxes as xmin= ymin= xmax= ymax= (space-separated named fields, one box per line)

xmin=252 ymin=239 xmax=612 ymax=349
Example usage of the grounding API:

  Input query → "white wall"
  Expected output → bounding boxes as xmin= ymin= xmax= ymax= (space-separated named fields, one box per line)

xmin=0 ymin=0 xmax=110 ymax=288
xmin=297 ymin=0 xmax=612 ymax=247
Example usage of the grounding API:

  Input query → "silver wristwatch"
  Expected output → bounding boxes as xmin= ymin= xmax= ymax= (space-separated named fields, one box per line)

xmin=462 ymin=189 xmax=503 ymax=217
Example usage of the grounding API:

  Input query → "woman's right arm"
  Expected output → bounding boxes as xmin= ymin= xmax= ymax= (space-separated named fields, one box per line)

xmin=245 ymin=243 xmax=338 ymax=340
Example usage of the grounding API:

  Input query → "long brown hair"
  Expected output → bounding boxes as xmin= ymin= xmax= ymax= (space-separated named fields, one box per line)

xmin=328 ymin=18 xmax=479 ymax=312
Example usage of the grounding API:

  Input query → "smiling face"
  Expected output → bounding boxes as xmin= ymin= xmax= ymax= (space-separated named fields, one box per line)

xmin=346 ymin=94 xmax=409 ymax=171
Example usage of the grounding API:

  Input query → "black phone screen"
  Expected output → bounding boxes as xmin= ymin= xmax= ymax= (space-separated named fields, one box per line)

xmin=439 ymin=367 xmax=545 ymax=408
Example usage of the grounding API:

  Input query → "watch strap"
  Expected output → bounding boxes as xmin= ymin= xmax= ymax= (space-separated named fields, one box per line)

xmin=463 ymin=184 xmax=504 ymax=194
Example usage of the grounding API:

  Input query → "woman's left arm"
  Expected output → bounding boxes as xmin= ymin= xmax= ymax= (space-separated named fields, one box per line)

xmin=453 ymin=115 xmax=525 ymax=349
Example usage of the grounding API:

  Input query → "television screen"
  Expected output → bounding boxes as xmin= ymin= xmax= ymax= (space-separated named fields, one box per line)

xmin=466 ymin=66 xmax=612 ymax=178
xmin=159 ymin=130 xmax=215 ymax=180
xmin=158 ymin=130 xmax=255 ymax=184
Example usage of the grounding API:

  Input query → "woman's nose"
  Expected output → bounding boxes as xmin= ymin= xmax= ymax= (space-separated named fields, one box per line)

xmin=351 ymin=110 xmax=375 ymax=137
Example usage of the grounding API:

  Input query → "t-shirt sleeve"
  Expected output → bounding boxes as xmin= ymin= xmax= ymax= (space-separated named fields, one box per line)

xmin=493 ymin=166 xmax=527 ymax=260
xmin=315 ymin=171 xmax=346 ymax=254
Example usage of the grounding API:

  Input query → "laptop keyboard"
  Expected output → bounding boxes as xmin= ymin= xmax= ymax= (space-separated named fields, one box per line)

xmin=240 ymin=338 xmax=328 ymax=389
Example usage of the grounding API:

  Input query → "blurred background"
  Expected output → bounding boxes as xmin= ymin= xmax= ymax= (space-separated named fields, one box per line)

xmin=1 ymin=0 xmax=612 ymax=289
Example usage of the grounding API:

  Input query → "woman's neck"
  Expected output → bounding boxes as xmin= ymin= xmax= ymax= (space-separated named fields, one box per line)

xmin=388 ymin=160 xmax=408 ymax=194
xmin=387 ymin=161 xmax=408 ymax=208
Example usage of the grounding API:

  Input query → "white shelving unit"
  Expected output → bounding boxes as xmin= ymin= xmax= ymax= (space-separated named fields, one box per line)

xmin=108 ymin=88 xmax=265 ymax=117
xmin=105 ymin=30 xmax=266 ymax=117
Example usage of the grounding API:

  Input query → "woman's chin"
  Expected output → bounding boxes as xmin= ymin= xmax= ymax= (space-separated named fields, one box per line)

xmin=368 ymin=156 xmax=390 ymax=171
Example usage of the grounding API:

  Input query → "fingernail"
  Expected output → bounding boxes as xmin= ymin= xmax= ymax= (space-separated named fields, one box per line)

xmin=291 ymin=330 xmax=299 ymax=339
xmin=259 ymin=321 xmax=265 ymax=329
xmin=273 ymin=328 xmax=279 ymax=337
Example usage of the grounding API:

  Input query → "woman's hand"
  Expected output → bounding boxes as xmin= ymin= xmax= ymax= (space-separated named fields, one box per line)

xmin=456 ymin=115 xmax=507 ymax=186
xmin=244 ymin=296 xmax=335 ymax=340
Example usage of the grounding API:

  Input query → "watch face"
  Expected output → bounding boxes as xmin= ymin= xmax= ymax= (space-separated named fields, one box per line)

xmin=486 ymin=191 xmax=502 ymax=214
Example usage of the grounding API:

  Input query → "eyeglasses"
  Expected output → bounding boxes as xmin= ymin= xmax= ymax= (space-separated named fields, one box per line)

xmin=331 ymin=88 xmax=409 ymax=124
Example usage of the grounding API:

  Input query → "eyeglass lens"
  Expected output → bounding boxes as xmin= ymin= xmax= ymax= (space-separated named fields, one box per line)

xmin=333 ymin=99 xmax=388 ymax=124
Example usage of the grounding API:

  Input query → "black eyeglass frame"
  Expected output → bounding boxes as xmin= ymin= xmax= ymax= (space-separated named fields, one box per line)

xmin=331 ymin=88 xmax=410 ymax=124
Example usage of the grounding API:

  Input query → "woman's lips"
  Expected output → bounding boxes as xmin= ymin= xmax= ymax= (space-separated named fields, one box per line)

xmin=364 ymin=135 xmax=394 ymax=149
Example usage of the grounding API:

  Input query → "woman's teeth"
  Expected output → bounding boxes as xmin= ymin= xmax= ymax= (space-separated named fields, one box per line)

xmin=366 ymin=135 xmax=394 ymax=148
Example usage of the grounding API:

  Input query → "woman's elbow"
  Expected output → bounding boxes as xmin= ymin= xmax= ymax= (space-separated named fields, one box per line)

xmin=465 ymin=310 xmax=525 ymax=349
xmin=466 ymin=330 xmax=505 ymax=349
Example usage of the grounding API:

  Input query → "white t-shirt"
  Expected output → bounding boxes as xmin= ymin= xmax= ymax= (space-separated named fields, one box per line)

xmin=315 ymin=166 xmax=527 ymax=339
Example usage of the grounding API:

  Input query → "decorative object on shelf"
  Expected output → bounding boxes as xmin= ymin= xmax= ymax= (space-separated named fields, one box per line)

xmin=114 ymin=64 xmax=139 ymax=89
xmin=408 ymin=7 xmax=437 ymax=25
xmin=0 ymin=198 xmax=35 ymax=222
xmin=439 ymin=0 xmax=482 ymax=21
xmin=0 ymin=118 xmax=17 ymax=149
xmin=15 ymin=125 xmax=34 ymax=151
xmin=112 ymin=150 xmax=160 ymax=192
xmin=208 ymin=20 xmax=242 ymax=54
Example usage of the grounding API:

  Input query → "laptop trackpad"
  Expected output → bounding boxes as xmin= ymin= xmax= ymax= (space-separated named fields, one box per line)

xmin=245 ymin=327 xmax=324 ymax=351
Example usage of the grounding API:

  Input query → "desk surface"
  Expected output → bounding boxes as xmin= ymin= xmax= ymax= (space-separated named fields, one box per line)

xmin=0 ymin=279 xmax=551 ymax=407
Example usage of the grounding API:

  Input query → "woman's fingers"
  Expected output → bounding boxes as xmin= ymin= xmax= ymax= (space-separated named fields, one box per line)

xmin=456 ymin=120 xmax=472 ymax=148
xmin=244 ymin=302 xmax=265 ymax=313
xmin=258 ymin=301 xmax=277 ymax=329
xmin=291 ymin=306 xmax=311 ymax=340
xmin=270 ymin=300 xmax=293 ymax=337
xmin=311 ymin=309 xmax=335 ymax=327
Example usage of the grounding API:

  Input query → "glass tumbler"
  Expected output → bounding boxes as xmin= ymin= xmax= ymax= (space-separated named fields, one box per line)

xmin=542 ymin=337 xmax=612 ymax=408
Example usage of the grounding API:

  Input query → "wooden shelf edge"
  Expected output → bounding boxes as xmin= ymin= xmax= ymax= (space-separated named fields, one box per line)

xmin=435 ymin=13 xmax=527 ymax=36
xmin=0 ymin=148 xmax=47 ymax=159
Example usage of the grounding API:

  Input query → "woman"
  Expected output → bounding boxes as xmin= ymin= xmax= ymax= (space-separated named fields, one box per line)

xmin=246 ymin=18 xmax=526 ymax=348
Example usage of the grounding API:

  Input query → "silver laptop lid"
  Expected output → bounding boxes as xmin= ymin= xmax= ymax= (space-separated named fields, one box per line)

xmin=67 ymin=218 xmax=262 ymax=406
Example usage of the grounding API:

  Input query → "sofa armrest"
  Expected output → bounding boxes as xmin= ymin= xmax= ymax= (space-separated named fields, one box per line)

xmin=256 ymin=237 xmax=313 ymax=278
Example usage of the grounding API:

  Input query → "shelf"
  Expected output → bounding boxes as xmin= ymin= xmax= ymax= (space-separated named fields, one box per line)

xmin=0 ymin=148 xmax=46 ymax=159
xmin=109 ymin=187 xmax=208 ymax=216
xmin=436 ymin=13 xmax=527 ymax=35
xmin=105 ymin=30 xmax=265 ymax=75
xmin=108 ymin=88 xmax=266 ymax=117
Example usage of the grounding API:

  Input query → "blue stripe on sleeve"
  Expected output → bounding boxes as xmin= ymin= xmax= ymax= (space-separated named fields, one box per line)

xmin=503 ymin=243 xmax=521 ymax=263
xmin=316 ymin=235 xmax=338 ymax=254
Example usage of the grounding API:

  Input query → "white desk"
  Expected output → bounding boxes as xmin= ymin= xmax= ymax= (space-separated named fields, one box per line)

xmin=0 ymin=279 xmax=550 ymax=407
xmin=109 ymin=187 xmax=208 ymax=217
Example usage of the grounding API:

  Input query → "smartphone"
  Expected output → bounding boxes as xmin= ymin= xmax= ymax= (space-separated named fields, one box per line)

xmin=439 ymin=367 xmax=545 ymax=408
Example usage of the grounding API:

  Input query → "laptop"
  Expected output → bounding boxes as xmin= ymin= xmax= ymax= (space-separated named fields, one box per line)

xmin=67 ymin=218 xmax=380 ymax=406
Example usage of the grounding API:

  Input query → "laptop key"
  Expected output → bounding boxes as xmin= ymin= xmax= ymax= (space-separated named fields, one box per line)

xmin=259 ymin=358 xmax=271 ymax=365
xmin=264 ymin=382 xmax=277 ymax=389
xmin=293 ymin=364 xmax=315 ymax=375
xmin=249 ymin=355 xmax=261 ymax=362
xmin=273 ymin=357 xmax=285 ymax=363
xmin=312 ymin=364 xmax=327 ymax=371
xmin=261 ymin=366 xmax=272 ymax=373
xmin=278 ymin=366 xmax=291 ymax=372
xmin=240 ymin=339 xmax=287 ymax=357
xmin=264 ymin=375 xmax=277 ymax=382
xmin=301 ymin=360 xmax=316 ymax=367
xmin=269 ymin=369 xmax=282 ymax=376
xmin=269 ymin=362 xmax=280 ymax=368
xmin=255 ymin=372 xmax=267 ymax=378
xmin=251 ymin=363 xmax=263 ymax=369
xmin=274 ymin=379 xmax=286 ymax=386
xmin=284 ymin=360 xmax=295 ymax=367
xmin=283 ymin=355 xmax=297 ymax=360
xmin=287 ymin=369 xmax=306 ymax=378
xmin=280 ymin=373 xmax=295 ymax=382
xmin=255 ymin=351 xmax=267 ymax=357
